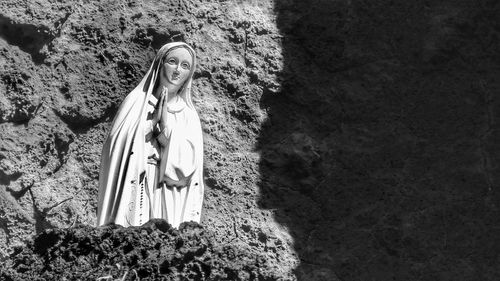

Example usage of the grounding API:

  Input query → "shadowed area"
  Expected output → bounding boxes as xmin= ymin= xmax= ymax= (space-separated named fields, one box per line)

xmin=0 ymin=14 xmax=55 ymax=64
xmin=259 ymin=0 xmax=500 ymax=280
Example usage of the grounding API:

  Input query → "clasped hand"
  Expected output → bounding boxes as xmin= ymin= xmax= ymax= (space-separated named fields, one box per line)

xmin=152 ymin=86 xmax=170 ymax=145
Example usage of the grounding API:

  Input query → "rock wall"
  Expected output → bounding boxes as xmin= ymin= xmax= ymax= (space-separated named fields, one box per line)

xmin=0 ymin=0 xmax=295 ymax=277
xmin=1 ymin=0 xmax=500 ymax=280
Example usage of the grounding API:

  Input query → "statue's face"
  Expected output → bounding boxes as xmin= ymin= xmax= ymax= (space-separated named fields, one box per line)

xmin=162 ymin=48 xmax=192 ymax=87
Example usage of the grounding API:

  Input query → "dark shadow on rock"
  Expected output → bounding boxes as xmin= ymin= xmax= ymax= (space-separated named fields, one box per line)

xmin=0 ymin=14 xmax=55 ymax=64
xmin=259 ymin=0 xmax=500 ymax=280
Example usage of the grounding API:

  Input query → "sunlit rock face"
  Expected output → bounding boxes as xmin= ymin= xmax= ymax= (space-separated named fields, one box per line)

xmin=1 ymin=0 xmax=500 ymax=280
xmin=0 ymin=0 xmax=291 ymax=276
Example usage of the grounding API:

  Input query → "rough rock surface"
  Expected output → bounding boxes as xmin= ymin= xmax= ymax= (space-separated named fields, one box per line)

xmin=1 ymin=219 xmax=279 ymax=280
xmin=1 ymin=0 xmax=500 ymax=280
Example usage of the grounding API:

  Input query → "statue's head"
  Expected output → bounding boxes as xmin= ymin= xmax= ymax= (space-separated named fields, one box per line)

xmin=141 ymin=42 xmax=197 ymax=109
xmin=159 ymin=46 xmax=194 ymax=89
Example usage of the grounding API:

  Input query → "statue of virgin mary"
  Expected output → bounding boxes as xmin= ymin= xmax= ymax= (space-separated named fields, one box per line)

xmin=97 ymin=42 xmax=204 ymax=228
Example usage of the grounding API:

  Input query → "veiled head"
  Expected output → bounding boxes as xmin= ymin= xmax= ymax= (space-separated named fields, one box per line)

xmin=139 ymin=42 xmax=197 ymax=109
xmin=160 ymin=47 xmax=194 ymax=88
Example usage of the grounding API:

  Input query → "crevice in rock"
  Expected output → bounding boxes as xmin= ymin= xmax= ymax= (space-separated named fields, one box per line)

xmin=0 ymin=14 xmax=55 ymax=64
xmin=51 ymin=132 xmax=74 ymax=175
xmin=28 ymin=188 xmax=55 ymax=234
xmin=6 ymin=184 xmax=32 ymax=200
xmin=42 ymin=196 xmax=73 ymax=215
xmin=0 ymin=170 xmax=22 ymax=186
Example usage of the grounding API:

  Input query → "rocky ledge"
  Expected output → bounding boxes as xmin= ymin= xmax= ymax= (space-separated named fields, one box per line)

xmin=1 ymin=219 xmax=281 ymax=281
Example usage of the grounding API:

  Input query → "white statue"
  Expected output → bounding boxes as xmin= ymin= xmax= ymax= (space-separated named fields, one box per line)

xmin=97 ymin=42 xmax=204 ymax=228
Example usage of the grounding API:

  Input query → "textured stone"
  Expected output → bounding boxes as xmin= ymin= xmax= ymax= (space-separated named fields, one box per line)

xmin=1 ymin=220 xmax=281 ymax=280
